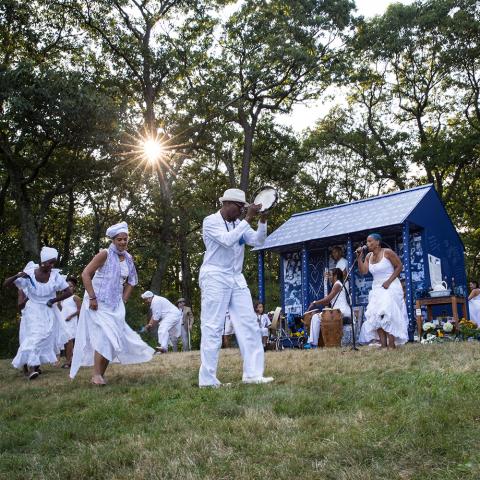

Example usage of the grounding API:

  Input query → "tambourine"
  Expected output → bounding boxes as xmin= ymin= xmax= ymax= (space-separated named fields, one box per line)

xmin=252 ymin=185 xmax=278 ymax=213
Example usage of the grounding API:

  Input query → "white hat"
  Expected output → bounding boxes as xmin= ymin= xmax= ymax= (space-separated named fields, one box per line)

xmin=141 ymin=291 xmax=154 ymax=299
xmin=40 ymin=246 xmax=58 ymax=263
xmin=219 ymin=188 xmax=249 ymax=206
xmin=106 ymin=221 xmax=129 ymax=239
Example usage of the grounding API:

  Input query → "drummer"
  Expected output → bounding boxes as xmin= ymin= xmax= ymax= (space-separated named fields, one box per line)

xmin=307 ymin=268 xmax=350 ymax=348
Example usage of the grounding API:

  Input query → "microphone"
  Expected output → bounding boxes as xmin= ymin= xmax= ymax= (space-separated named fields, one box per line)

xmin=356 ymin=245 xmax=368 ymax=255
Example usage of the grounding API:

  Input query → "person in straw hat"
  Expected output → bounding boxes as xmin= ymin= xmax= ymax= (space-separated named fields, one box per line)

xmin=198 ymin=188 xmax=274 ymax=387
xmin=70 ymin=221 xmax=154 ymax=385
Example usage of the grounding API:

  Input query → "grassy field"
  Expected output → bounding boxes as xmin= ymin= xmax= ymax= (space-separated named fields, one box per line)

xmin=1 ymin=343 xmax=480 ymax=480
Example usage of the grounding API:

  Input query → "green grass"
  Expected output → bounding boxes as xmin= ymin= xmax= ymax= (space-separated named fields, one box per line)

xmin=1 ymin=343 xmax=480 ymax=479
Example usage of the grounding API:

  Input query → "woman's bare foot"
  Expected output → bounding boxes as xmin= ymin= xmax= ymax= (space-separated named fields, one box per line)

xmin=91 ymin=374 xmax=106 ymax=386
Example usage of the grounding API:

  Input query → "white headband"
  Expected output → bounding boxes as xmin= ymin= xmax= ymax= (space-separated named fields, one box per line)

xmin=106 ymin=221 xmax=129 ymax=239
xmin=40 ymin=246 xmax=58 ymax=263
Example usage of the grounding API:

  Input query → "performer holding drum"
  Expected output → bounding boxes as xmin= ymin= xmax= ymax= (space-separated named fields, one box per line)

xmin=307 ymin=268 xmax=350 ymax=347
xmin=198 ymin=187 xmax=274 ymax=387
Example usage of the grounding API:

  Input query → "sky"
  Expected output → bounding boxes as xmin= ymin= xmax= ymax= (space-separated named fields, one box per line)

xmin=276 ymin=0 xmax=416 ymax=132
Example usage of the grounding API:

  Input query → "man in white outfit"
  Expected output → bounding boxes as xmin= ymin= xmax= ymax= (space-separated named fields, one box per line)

xmin=142 ymin=291 xmax=182 ymax=353
xmin=198 ymin=188 xmax=274 ymax=387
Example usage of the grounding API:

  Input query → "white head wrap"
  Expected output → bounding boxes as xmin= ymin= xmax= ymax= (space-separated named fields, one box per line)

xmin=40 ymin=246 xmax=58 ymax=263
xmin=141 ymin=290 xmax=154 ymax=299
xmin=106 ymin=221 xmax=129 ymax=239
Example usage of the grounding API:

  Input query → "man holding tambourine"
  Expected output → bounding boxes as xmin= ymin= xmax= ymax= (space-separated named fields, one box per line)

xmin=198 ymin=187 xmax=277 ymax=388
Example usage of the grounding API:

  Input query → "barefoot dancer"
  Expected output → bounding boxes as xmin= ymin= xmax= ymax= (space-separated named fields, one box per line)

xmin=70 ymin=222 xmax=154 ymax=385
xmin=356 ymin=233 xmax=408 ymax=348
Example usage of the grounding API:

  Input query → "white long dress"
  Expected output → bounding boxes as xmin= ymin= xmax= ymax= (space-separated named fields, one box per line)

xmin=12 ymin=264 xmax=70 ymax=369
xmin=60 ymin=296 xmax=79 ymax=341
xmin=70 ymin=259 xmax=154 ymax=379
xmin=469 ymin=292 xmax=480 ymax=326
xmin=359 ymin=252 xmax=408 ymax=345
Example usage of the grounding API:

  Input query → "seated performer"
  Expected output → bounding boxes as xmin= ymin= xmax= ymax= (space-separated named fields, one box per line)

xmin=307 ymin=268 xmax=351 ymax=347
xmin=142 ymin=291 xmax=182 ymax=353
xmin=468 ymin=281 xmax=480 ymax=326
xmin=356 ymin=233 xmax=408 ymax=348
xmin=254 ymin=301 xmax=271 ymax=349
xmin=198 ymin=187 xmax=273 ymax=387
xmin=4 ymin=247 xmax=73 ymax=380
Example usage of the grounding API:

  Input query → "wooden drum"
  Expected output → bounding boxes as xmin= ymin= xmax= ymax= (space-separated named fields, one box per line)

xmin=321 ymin=308 xmax=343 ymax=347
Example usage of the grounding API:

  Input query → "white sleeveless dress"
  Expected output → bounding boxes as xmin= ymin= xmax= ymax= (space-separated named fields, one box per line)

xmin=469 ymin=292 xmax=480 ymax=326
xmin=308 ymin=280 xmax=351 ymax=346
xmin=70 ymin=257 xmax=154 ymax=379
xmin=359 ymin=252 xmax=408 ymax=345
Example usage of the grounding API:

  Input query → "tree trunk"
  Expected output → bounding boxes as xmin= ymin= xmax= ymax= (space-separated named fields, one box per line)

xmin=179 ymin=221 xmax=193 ymax=305
xmin=240 ymin=122 xmax=254 ymax=194
xmin=61 ymin=188 xmax=75 ymax=266
xmin=150 ymin=169 xmax=173 ymax=294
xmin=9 ymin=179 xmax=40 ymax=260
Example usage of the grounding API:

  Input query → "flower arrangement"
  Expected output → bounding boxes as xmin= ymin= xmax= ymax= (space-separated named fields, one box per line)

xmin=458 ymin=318 xmax=480 ymax=339
xmin=423 ymin=322 xmax=435 ymax=332
xmin=443 ymin=321 xmax=454 ymax=333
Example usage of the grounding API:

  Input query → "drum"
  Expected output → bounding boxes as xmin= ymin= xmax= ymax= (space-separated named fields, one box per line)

xmin=321 ymin=308 xmax=343 ymax=347
xmin=301 ymin=309 xmax=318 ymax=329
xmin=252 ymin=186 xmax=278 ymax=213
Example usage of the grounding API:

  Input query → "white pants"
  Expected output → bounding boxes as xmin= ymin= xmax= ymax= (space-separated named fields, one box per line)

xmin=308 ymin=313 xmax=321 ymax=346
xmin=158 ymin=312 xmax=181 ymax=350
xmin=199 ymin=277 xmax=264 ymax=386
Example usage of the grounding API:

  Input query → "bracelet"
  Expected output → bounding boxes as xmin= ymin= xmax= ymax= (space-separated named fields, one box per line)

xmin=89 ymin=296 xmax=97 ymax=300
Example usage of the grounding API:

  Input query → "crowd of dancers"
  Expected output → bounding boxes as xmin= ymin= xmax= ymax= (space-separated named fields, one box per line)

xmin=6 ymin=186 xmax=480 ymax=386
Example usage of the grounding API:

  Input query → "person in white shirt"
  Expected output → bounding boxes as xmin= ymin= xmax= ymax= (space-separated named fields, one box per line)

xmin=142 ymin=291 xmax=182 ymax=353
xmin=331 ymin=246 xmax=348 ymax=278
xmin=254 ymin=301 xmax=271 ymax=348
xmin=307 ymin=268 xmax=351 ymax=347
xmin=198 ymin=188 xmax=274 ymax=387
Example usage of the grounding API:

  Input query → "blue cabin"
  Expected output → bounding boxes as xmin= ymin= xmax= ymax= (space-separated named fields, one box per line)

xmin=255 ymin=185 xmax=467 ymax=340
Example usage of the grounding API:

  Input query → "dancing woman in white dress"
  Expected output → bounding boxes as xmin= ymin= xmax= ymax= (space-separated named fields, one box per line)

xmin=468 ymin=281 xmax=480 ymax=326
xmin=356 ymin=233 xmax=408 ymax=348
xmin=70 ymin=222 xmax=154 ymax=385
xmin=3 ymin=247 xmax=72 ymax=380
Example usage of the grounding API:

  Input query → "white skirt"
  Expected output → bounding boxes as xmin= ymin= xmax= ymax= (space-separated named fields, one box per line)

xmin=70 ymin=296 xmax=154 ymax=379
xmin=62 ymin=316 xmax=78 ymax=341
xmin=12 ymin=302 xmax=59 ymax=369
xmin=359 ymin=279 xmax=409 ymax=345
xmin=469 ymin=299 xmax=480 ymax=326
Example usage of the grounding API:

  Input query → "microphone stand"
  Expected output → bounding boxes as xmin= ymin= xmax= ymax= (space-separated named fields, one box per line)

xmin=331 ymin=252 xmax=362 ymax=351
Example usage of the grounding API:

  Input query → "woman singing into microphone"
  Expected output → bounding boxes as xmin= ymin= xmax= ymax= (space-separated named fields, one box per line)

xmin=356 ymin=233 xmax=408 ymax=348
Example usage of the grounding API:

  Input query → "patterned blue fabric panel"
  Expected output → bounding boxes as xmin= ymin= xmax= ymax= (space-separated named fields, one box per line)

xmin=308 ymin=251 xmax=328 ymax=302
xmin=258 ymin=185 xmax=431 ymax=250
xmin=283 ymin=252 xmax=302 ymax=315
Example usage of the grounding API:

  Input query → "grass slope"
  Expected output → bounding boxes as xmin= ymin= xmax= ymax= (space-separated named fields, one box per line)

xmin=1 ymin=343 xmax=480 ymax=480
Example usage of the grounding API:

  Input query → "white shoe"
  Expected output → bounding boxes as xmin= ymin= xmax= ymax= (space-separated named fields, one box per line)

xmin=199 ymin=382 xmax=232 ymax=389
xmin=242 ymin=376 xmax=274 ymax=385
